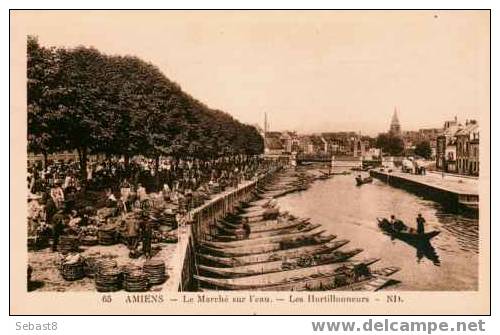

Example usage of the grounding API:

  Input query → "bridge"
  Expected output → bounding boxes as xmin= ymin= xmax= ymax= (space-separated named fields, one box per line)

xmin=295 ymin=153 xmax=372 ymax=168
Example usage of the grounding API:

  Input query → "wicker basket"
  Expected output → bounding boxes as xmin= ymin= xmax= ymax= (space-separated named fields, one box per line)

xmin=95 ymin=267 xmax=122 ymax=292
xmin=98 ymin=228 xmax=117 ymax=245
xmin=58 ymin=236 xmax=80 ymax=254
xmin=83 ymin=257 xmax=99 ymax=278
xmin=80 ymin=236 xmax=99 ymax=246
xmin=143 ymin=259 xmax=167 ymax=285
xmin=123 ymin=264 xmax=149 ymax=292
xmin=96 ymin=258 xmax=118 ymax=273
xmin=61 ymin=260 xmax=85 ymax=281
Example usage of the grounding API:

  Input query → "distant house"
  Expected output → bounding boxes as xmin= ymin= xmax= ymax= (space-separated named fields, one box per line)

xmin=264 ymin=132 xmax=285 ymax=155
xmin=322 ymin=132 xmax=364 ymax=157
xmin=456 ymin=120 xmax=479 ymax=176
xmin=436 ymin=135 xmax=458 ymax=173
xmin=436 ymin=119 xmax=462 ymax=173
xmin=435 ymin=117 xmax=479 ymax=176
xmin=310 ymin=135 xmax=326 ymax=154
xmin=264 ymin=131 xmax=300 ymax=155
xmin=297 ymin=135 xmax=314 ymax=154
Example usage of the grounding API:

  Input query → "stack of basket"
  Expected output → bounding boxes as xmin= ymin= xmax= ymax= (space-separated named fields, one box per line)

xmin=162 ymin=212 xmax=177 ymax=229
xmin=123 ymin=264 xmax=149 ymax=292
xmin=95 ymin=259 xmax=122 ymax=292
xmin=98 ymin=226 xmax=117 ymax=245
xmin=58 ymin=235 xmax=80 ymax=254
xmin=80 ymin=235 xmax=99 ymax=246
xmin=61 ymin=258 xmax=85 ymax=281
xmin=83 ymin=256 xmax=99 ymax=278
xmin=143 ymin=259 xmax=167 ymax=286
xmin=97 ymin=258 xmax=118 ymax=272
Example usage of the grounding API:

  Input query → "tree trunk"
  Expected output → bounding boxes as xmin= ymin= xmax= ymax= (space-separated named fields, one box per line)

xmin=78 ymin=147 xmax=88 ymax=183
xmin=154 ymin=155 xmax=160 ymax=192
xmin=124 ymin=153 xmax=130 ymax=170
xmin=42 ymin=151 xmax=48 ymax=172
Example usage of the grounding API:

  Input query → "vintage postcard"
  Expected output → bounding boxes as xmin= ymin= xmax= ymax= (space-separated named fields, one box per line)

xmin=10 ymin=10 xmax=490 ymax=315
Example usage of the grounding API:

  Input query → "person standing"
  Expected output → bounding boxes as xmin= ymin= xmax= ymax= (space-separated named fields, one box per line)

xmin=51 ymin=209 xmax=65 ymax=252
xmin=140 ymin=217 xmax=152 ymax=259
xmin=50 ymin=182 xmax=65 ymax=209
xmin=126 ymin=218 xmax=139 ymax=251
xmin=416 ymin=213 xmax=426 ymax=234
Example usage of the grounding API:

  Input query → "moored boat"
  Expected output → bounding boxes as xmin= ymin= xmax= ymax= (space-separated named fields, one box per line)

xmin=199 ymin=233 xmax=335 ymax=257
xmin=355 ymin=176 xmax=373 ymax=186
xmin=215 ymin=223 xmax=321 ymax=241
xmin=200 ymin=227 xmax=325 ymax=249
xmin=194 ymin=258 xmax=380 ymax=290
xmin=218 ymin=214 xmax=304 ymax=229
xmin=196 ymin=239 xmax=350 ymax=267
xmin=334 ymin=266 xmax=401 ymax=291
xmin=216 ymin=218 xmax=309 ymax=235
xmin=198 ymin=248 xmax=363 ymax=278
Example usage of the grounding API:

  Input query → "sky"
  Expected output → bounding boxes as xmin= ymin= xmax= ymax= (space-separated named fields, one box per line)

xmin=12 ymin=10 xmax=490 ymax=135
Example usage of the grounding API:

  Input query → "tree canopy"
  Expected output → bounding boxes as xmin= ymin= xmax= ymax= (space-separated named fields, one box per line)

xmin=414 ymin=140 xmax=432 ymax=159
xmin=375 ymin=133 xmax=405 ymax=156
xmin=27 ymin=36 xmax=264 ymax=176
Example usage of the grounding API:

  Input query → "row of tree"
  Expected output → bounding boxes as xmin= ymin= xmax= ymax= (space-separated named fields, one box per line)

xmin=28 ymin=36 xmax=264 ymax=180
xmin=375 ymin=133 xmax=432 ymax=158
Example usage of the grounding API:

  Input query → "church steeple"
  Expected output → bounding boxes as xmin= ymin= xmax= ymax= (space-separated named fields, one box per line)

xmin=389 ymin=107 xmax=401 ymax=135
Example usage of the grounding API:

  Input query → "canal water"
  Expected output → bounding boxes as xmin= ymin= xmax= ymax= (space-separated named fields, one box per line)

xmin=277 ymin=167 xmax=478 ymax=291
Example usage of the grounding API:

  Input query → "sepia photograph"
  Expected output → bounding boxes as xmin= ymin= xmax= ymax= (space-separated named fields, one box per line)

xmin=10 ymin=9 xmax=490 ymax=315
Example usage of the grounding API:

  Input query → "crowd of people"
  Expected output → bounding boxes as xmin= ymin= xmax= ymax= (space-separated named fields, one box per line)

xmin=27 ymin=154 xmax=282 ymax=253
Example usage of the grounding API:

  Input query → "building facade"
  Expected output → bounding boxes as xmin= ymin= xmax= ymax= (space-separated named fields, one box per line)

xmin=456 ymin=120 xmax=479 ymax=176
xmin=436 ymin=118 xmax=479 ymax=176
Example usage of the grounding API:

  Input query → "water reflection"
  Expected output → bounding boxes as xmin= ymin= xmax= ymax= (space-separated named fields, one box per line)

xmin=415 ymin=241 xmax=440 ymax=266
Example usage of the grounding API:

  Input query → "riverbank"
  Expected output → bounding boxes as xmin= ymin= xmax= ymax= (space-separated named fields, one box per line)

xmin=370 ymin=169 xmax=478 ymax=213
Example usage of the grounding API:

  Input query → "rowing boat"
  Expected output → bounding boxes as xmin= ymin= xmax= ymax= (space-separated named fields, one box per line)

xmin=199 ymin=233 xmax=334 ymax=257
xmin=198 ymin=248 xmax=363 ymax=278
xmin=200 ymin=227 xmax=325 ymax=249
xmin=355 ymin=176 xmax=373 ymax=186
xmin=194 ymin=258 xmax=380 ymax=290
xmin=239 ymin=207 xmax=279 ymax=218
xmin=377 ymin=218 xmax=440 ymax=242
xmin=257 ymin=187 xmax=304 ymax=199
xmin=242 ymin=203 xmax=277 ymax=213
xmin=230 ymin=208 xmax=280 ymax=222
xmin=333 ymin=267 xmax=401 ymax=291
xmin=219 ymin=214 xmax=301 ymax=229
xmin=198 ymin=266 xmax=399 ymax=292
xmin=216 ymin=223 xmax=320 ymax=241
xmin=259 ymin=265 xmax=398 ymax=291
xmin=331 ymin=171 xmax=351 ymax=175
xmin=197 ymin=239 xmax=350 ymax=267
xmin=217 ymin=218 xmax=309 ymax=234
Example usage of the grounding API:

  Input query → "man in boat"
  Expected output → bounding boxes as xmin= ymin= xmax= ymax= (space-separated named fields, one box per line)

xmin=390 ymin=215 xmax=407 ymax=232
xmin=416 ymin=213 xmax=426 ymax=234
